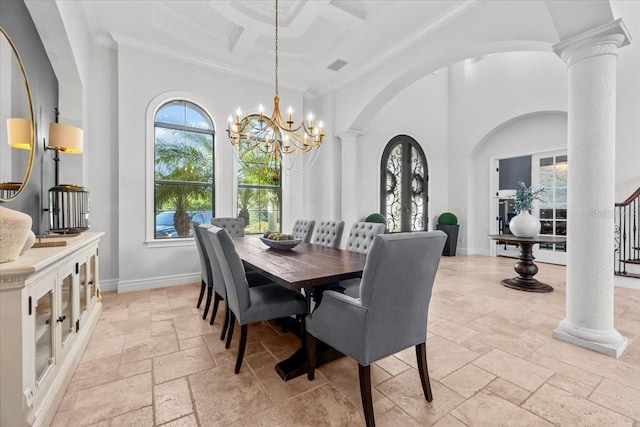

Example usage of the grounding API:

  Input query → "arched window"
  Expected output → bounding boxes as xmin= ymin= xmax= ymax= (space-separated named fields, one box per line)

xmin=154 ymin=100 xmax=214 ymax=239
xmin=237 ymin=115 xmax=282 ymax=234
xmin=380 ymin=135 xmax=428 ymax=232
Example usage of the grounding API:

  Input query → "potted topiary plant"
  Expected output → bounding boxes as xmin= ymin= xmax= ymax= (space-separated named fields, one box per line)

xmin=436 ymin=212 xmax=459 ymax=256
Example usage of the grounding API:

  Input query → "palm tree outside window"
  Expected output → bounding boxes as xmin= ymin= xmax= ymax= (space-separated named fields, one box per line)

xmin=237 ymin=114 xmax=282 ymax=234
xmin=154 ymin=100 xmax=214 ymax=239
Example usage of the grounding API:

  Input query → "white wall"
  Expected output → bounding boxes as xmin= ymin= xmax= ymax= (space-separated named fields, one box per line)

xmin=469 ymin=112 xmax=568 ymax=254
xmin=613 ymin=0 xmax=640 ymax=201
xmin=446 ymin=51 xmax=569 ymax=252
xmin=352 ymin=70 xmax=449 ymax=232
xmin=115 ymin=44 xmax=305 ymax=290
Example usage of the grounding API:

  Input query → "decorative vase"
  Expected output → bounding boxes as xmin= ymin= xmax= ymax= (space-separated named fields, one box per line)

xmin=20 ymin=229 xmax=36 ymax=255
xmin=0 ymin=206 xmax=33 ymax=263
xmin=509 ymin=210 xmax=541 ymax=238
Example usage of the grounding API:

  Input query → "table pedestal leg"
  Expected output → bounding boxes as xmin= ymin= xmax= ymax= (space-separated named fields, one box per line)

xmin=502 ymin=241 xmax=553 ymax=293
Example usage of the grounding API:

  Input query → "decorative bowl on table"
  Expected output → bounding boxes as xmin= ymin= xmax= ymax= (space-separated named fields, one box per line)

xmin=259 ymin=232 xmax=302 ymax=250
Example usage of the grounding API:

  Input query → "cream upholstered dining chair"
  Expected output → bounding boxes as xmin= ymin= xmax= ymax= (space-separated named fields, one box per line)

xmin=211 ymin=217 xmax=245 ymax=237
xmin=312 ymin=220 xmax=345 ymax=248
xmin=191 ymin=222 xmax=214 ymax=320
xmin=306 ymin=231 xmax=447 ymax=427
xmin=208 ymin=226 xmax=308 ymax=373
xmin=291 ymin=219 xmax=315 ymax=243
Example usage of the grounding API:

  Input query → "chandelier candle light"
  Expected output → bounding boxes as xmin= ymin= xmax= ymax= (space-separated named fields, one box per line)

xmin=227 ymin=0 xmax=324 ymax=161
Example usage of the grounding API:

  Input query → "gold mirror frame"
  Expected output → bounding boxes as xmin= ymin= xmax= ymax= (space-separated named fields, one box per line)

xmin=0 ymin=26 xmax=35 ymax=202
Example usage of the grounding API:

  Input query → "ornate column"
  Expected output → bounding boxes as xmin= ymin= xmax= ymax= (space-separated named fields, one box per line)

xmin=552 ymin=19 xmax=631 ymax=357
xmin=338 ymin=129 xmax=362 ymax=226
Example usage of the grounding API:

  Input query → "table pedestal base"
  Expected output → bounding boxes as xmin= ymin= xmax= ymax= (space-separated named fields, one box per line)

xmin=275 ymin=343 xmax=343 ymax=381
xmin=501 ymin=277 xmax=553 ymax=293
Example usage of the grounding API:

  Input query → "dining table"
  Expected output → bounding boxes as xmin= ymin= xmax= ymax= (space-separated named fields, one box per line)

xmin=232 ymin=235 xmax=368 ymax=380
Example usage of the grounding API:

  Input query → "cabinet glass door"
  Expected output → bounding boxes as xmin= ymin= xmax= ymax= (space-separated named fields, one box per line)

xmin=35 ymin=290 xmax=53 ymax=383
xmin=89 ymin=254 xmax=97 ymax=299
xmin=60 ymin=272 xmax=73 ymax=344
xmin=79 ymin=262 xmax=87 ymax=315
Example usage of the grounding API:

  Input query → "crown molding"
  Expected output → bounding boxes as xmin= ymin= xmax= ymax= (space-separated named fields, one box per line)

xmin=110 ymin=32 xmax=307 ymax=93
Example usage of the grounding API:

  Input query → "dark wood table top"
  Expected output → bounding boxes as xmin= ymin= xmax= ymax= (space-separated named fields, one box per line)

xmin=488 ymin=234 xmax=567 ymax=244
xmin=233 ymin=236 xmax=367 ymax=290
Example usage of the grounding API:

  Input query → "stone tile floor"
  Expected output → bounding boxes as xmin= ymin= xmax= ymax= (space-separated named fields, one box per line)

xmin=53 ymin=255 xmax=640 ymax=426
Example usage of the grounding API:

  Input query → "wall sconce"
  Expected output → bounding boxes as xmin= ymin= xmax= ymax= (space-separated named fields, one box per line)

xmin=45 ymin=109 xmax=83 ymax=186
xmin=6 ymin=118 xmax=32 ymax=150
xmin=44 ymin=108 xmax=89 ymax=234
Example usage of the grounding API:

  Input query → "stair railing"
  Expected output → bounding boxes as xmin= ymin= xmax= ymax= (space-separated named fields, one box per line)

xmin=615 ymin=187 xmax=640 ymax=276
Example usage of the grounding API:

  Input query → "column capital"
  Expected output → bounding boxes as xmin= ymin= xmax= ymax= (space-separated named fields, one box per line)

xmin=337 ymin=129 xmax=363 ymax=145
xmin=553 ymin=19 xmax=632 ymax=65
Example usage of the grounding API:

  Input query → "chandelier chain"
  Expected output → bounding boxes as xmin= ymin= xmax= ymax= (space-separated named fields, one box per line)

xmin=275 ymin=0 xmax=279 ymax=97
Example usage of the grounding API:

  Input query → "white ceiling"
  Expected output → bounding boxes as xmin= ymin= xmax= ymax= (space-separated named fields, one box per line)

xmin=38 ymin=1 xmax=617 ymax=96
xmin=78 ymin=0 xmax=497 ymax=94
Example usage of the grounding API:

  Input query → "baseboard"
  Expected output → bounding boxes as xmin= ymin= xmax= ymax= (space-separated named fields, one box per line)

xmin=614 ymin=275 xmax=640 ymax=290
xmin=118 ymin=273 xmax=200 ymax=293
xmin=100 ymin=278 xmax=118 ymax=292
xmin=457 ymin=247 xmax=491 ymax=256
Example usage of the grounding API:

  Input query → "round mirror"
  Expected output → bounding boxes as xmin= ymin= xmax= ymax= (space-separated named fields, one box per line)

xmin=0 ymin=27 xmax=35 ymax=202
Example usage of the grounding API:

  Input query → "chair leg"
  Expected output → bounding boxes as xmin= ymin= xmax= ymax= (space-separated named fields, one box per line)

xmin=196 ymin=280 xmax=206 ymax=308
xmin=235 ymin=324 xmax=248 ymax=374
xmin=415 ymin=343 xmax=433 ymax=402
xmin=210 ymin=293 xmax=221 ymax=324
xmin=202 ymin=285 xmax=213 ymax=320
xmin=358 ymin=364 xmax=375 ymax=427
xmin=306 ymin=332 xmax=316 ymax=381
xmin=225 ymin=312 xmax=236 ymax=349
xmin=219 ymin=304 xmax=229 ymax=336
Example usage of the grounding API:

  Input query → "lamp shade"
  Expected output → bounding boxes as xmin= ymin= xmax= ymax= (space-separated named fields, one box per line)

xmin=6 ymin=118 xmax=32 ymax=150
xmin=48 ymin=122 xmax=83 ymax=154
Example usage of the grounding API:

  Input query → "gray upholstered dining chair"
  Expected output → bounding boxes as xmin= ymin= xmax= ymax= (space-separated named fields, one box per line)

xmin=208 ymin=226 xmax=308 ymax=374
xmin=306 ymin=231 xmax=447 ymax=427
xmin=312 ymin=220 xmax=345 ymax=248
xmin=291 ymin=219 xmax=315 ymax=243
xmin=191 ymin=222 xmax=214 ymax=320
xmin=211 ymin=217 xmax=245 ymax=237
xmin=199 ymin=224 xmax=269 ymax=339
xmin=341 ymin=221 xmax=387 ymax=298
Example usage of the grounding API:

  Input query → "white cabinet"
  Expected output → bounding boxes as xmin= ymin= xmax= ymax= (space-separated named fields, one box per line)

xmin=0 ymin=232 xmax=104 ymax=427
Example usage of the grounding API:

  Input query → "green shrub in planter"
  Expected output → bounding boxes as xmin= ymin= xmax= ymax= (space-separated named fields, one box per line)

xmin=436 ymin=212 xmax=459 ymax=256
xmin=437 ymin=212 xmax=458 ymax=226
xmin=365 ymin=213 xmax=386 ymax=224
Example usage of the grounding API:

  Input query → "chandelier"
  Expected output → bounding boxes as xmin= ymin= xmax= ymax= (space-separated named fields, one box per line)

xmin=227 ymin=0 xmax=324 ymax=161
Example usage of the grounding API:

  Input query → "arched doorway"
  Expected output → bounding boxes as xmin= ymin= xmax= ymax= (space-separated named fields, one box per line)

xmin=380 ymin=135 xmax=428 ymax=232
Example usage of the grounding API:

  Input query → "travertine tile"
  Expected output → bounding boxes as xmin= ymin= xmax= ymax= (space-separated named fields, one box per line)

xmin=68 ymin=373 xmax=153 ymax=425
xmin=53 ymin=258 xmax=640 ymax=427
xmin=121 ymin=333 xmax=179 ymax=364
xmin=109 ymin=406 xmax=154 ymax=426
xmin=153 ymin=345 xmax=216 ymax=384
xmin=416 ymin=335 xmax=481 ymax=381
xmin=159 ymin=414 xmax=198 ymax=427
xmin=189 ymin=366 xmax=273 ymax=425
xmin=523 ymin=383 xmax=634 ymax=426
xmin=154 ymin=377 xmax=194 ymax=424
xmin=82 ymin=335 xmax=125 ymax=362
xmin=484 ymin=378 xmax=531 ymax=405
xmin=440 ymin=364 xmax=495 ymax=398
xmin=428 ymin=317 xmax=480 ymax=344
xmin=452 ymin=389 xmax=553 ymax=426
xmin=590 ymin=378 xmax=640 ymax=421
xmin=240 ymin=383 xmax=363 ymax=426
xmin=376 ymin=371 xmax=465 ymax=424
xmin=472 ymin=349 xmax=553 ymax=392
xmin=374 ymin=355 xmax=412 ymax=377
